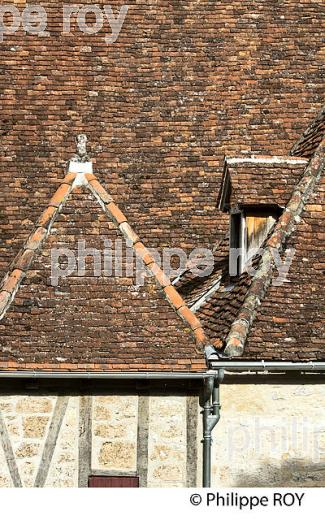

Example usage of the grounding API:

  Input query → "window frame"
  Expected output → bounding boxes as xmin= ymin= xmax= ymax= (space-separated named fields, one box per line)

xmin=229 ymin=205 xmax=281 ymax=276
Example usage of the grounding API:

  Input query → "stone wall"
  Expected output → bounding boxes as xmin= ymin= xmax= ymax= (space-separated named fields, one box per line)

xmin=208 ymin=379 xmax=325 ymax=487
xmin=0 ymin=394 xmax=79 ymax=487
xmin=92 ymin=395 xmax=138 ymax=473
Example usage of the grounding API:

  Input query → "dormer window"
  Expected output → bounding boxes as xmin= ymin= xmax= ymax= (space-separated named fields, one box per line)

xmin=229 ymin=206 xmax=280 ymax=276
xmin=217 ymin=155 xmax=309 ymax=277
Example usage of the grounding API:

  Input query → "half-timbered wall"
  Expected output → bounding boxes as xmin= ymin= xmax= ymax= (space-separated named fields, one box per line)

xmin=0 ymin=381 xmax=199 ymax=488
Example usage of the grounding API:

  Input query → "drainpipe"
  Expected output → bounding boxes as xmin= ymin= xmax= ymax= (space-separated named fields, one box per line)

xmin=201 ymin=369 xmax=224 ymax=487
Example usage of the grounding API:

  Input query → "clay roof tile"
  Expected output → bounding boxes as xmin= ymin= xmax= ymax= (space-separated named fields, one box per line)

xmin=49 ymin=183 xmax=72 ymax=208
xmin=1 ymin=269 xmax=25 ymax=295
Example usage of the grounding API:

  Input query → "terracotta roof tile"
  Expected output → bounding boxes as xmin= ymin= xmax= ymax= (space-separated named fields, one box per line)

xmin=62 ymin=172 xmax=77 ymax=185
xmin=194 ymin=327 xmax=207 ymax=347
xmin=88 ymin=179 xmax=113 ymax=203
xmin=177 ymin=305 xmax=202 ymax=331
xmin=119 ymin=222 xmax=140 ymax=245
xmin=163 ymin=285 xmax=186 ymax=310
xmin=134 ymin=242 xmax=157 ymax=266
xmin=219 ymin=156 xmax=308 ymax=210
xmin=0 ymin=291 xmax=11 ymax=318
xmin=1 ymin=269 xmax=24 ymax=295
xmin=25 ymin=226 xmax=47 ymax=251
xmin=147 ymin=262 xmax=171 ymax=288
xmin=37 ymin=206 xmax=57 ymax=228
xmin=106 ymin=202 xmax=127 ymax=225
xmin=180 ymin=129 xmax=325 ymax=361
xmin=85 ymin=173 xmax=97 ymax=182
xmin=224 ymin=136 xmax=325 ymax=357
xmin=12 ymin=249 xmax=34 ymax=272
xmin=49 ymin=182 xmax=72 ymax=208
xmin=0 ymin=167 xmax=208 ymax=370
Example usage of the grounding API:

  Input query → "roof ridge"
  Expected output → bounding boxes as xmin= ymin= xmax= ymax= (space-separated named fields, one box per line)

xmin=0 ymin=169 xmax=208 ymax=353
xmin=0 ymin=172 xmax=76 ymax=321
xmin=225 ymin=155 xmax=308 ymax=166
xmin=222 ymin=136 xmax=325 ymax=357
xmin=290 ymin=104 xmax=325 ymax=158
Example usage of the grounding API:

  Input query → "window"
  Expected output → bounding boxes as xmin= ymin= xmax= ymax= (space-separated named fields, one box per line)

xmin=88 ymin=475 xmax=139 ymax=487
xmin=229 ymin=207 xmax=280 ymax=276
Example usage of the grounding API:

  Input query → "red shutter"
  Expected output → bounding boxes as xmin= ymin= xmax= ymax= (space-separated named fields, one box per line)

xmin=88 ymin=476 xmax=139 ymax=488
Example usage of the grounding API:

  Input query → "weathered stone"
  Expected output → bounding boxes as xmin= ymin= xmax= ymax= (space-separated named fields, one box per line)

xmin=94 ymin=423 xmax=127 ymax=438
xmin=152 ymin=464 xmax=183 ymax=481
xmin=16 ymin=398 xmax=53 ymax=414
xmin=23 ymin=416 xmax=49 ymax=438
xmin=150 ymin=445 xmax=183 ymax=463
xmin=15 ymin=443 xmax=39 ymax=458
xmin=94 ymin=406 xmax=112 ymax=421
xmin=98 ymin=441 xmax=136 ymax=469
xmin=0 ymin=476 xmax=11 ymax=487
xmin=0 ymin=399 xmax=13 ymax=413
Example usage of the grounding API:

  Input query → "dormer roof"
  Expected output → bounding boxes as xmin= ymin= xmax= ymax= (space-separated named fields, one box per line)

xmin=218 ymin=156 xmax=308 ymax=211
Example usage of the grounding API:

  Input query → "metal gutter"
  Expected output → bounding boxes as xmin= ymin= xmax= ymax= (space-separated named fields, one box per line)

xmin=0 ymin=370 xmax=214 ymax=380
xmin=209 ymin=360 xmax=325 ymax=372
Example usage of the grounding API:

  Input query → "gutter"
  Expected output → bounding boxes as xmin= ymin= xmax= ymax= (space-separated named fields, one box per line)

xmin=0 ymin=370 xmax=214 ymax=380
xmin=208 ymin=360 xmax=325 ymax=372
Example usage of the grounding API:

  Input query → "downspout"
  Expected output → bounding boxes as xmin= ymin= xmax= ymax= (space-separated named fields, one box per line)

xmin=201 ymin=369 xmax=224 ymax=487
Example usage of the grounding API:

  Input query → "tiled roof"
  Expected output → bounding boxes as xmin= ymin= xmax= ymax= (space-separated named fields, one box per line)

xmin=0 ymin=166 xmax=207 ymax=372
xmin=218 ymin=156 xmax=308 ymax=210
xmin=178 ymin=124 xmax=325 ymax=361
xmin=291 ymin=105 xmax=325 ymax=158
